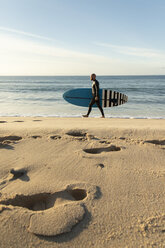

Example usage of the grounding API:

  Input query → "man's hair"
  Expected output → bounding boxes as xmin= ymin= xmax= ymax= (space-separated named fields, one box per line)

xmin=91 ymin=73 xmax=96 ymax=79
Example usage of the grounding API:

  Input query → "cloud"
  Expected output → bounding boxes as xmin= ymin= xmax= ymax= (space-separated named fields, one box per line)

xmin=0 ymin=33 xmax=113 ymax=62
xmin=0 ymin=29 xmax=164 ymax=75
xmin=0 ymin=26 xmax=53 ymax=41
xmin=0 ymin=32 xmax=116 ymax=75
xmin=95 ymin=42 xmax=165 ymax=59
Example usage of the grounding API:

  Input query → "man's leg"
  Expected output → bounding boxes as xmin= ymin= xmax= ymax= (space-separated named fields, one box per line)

xmin=96 ymin=100 xmax=105 ymax=117
xmin=83 ymin=97 xmax=95 ymax=117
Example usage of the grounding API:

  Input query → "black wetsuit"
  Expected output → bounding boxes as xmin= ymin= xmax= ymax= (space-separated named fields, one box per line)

xmin=87 ymin=79 xmax=104 ymax=116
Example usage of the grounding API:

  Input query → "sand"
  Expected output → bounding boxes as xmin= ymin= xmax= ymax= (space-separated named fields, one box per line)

xmin=0 ymin=117 xmax=165 ymax=248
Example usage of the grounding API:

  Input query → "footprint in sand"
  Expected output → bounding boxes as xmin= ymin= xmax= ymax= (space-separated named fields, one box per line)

xmin=0 ymin=168 xmax=29 ymax=190
xmin=31 ymin=135 xmax=42 ymax=139
xmin=0 ymin=121 xmax=7 ymax=123
xmin=50 ymin=135 xmax=61 ymax=140
xmin=0 ymin=183 xmax=100 ymax=237
xmin=32 ymin=120 xmax=42 ymax=122
xmin=66 ymin=130 xmax=100 ymax=142
xmin=0 ymin=136 xmax=22 ymax=142
xmin=95 ymin=163 xmax=105 ymax=169
xmin=66 ymin=130 xmax=87 ymax=137
xmin=13 ymin=120 xmax=24 ymax=123
xmin=0 ymin=188 xmax=87 ymax=211
xmin=0 ymin=142 xmax=14 ymax=150
xmin=66 ymin=130 xmax=87 ymax=141
xmin=144 ymin=139 xmax=165 ymax=146
xmin=9 ymin=168 xmax=29 ymax=181
xmin=0 ymin=136 xmax=22 ymax=150
xmin=83 ymin=145 xmax=121 ymax=154
xmin=99 ymin=140 xmax=111 ymax=144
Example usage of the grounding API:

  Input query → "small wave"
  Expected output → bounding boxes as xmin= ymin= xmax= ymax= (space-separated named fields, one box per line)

xmin=0 ymin=114 xmax=164 ymax=119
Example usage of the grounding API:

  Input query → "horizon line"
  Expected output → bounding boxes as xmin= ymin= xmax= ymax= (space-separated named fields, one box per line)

xmin=0 ymin=74 xmax=165 ymax=77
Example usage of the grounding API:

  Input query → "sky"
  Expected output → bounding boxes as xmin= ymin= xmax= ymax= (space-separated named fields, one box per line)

xmin=0 ymin=0 xmax=165 ymax=75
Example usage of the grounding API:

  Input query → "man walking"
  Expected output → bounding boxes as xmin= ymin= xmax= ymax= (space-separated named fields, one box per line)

xmin=83 ymin=74 xmax=105 ymax=118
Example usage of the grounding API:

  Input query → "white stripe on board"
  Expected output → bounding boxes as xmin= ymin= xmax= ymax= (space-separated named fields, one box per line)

xmin=107 ymin=90 xmax=110 ymax=107
xmin=102 ymin=89 xmax=105 ymax=107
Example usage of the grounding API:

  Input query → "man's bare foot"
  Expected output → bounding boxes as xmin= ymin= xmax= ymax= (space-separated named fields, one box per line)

xmin=100 ymin=116 xmax=105 ymax=118
xmin=82 ymin=115 xmax=88 ymax=118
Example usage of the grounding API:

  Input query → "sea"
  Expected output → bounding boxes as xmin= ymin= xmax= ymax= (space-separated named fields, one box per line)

xmin=0 ymin=76 xmax=164 ymax=119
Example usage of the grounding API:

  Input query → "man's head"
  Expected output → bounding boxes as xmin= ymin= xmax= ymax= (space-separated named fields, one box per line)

xmin=90 ymin=73 xmax=96 ymax=81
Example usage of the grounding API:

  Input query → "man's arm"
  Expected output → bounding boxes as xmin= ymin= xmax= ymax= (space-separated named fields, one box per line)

xmin=95 ymin=81 xmax=99 ymax=99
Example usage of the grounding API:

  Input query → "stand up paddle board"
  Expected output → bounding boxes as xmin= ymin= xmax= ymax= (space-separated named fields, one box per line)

xmin=63 ymin=88 xmax=128 ymax=108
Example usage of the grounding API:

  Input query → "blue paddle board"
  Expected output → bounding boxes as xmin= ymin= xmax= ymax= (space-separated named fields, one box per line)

xmin=63 ymin=88 xmax=128 ymax=108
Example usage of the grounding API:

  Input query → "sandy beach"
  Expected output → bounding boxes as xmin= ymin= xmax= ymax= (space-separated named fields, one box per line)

xmin=0 ymin=117 xmax=165 ymax=248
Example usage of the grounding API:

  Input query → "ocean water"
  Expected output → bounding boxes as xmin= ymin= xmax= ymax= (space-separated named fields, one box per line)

xmin=0 ymin=76 xmax=164 ymax=119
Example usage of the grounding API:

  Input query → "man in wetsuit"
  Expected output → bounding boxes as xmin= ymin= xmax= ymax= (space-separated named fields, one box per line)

xmin=83 ymin=74 xmax=105 ymax=118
